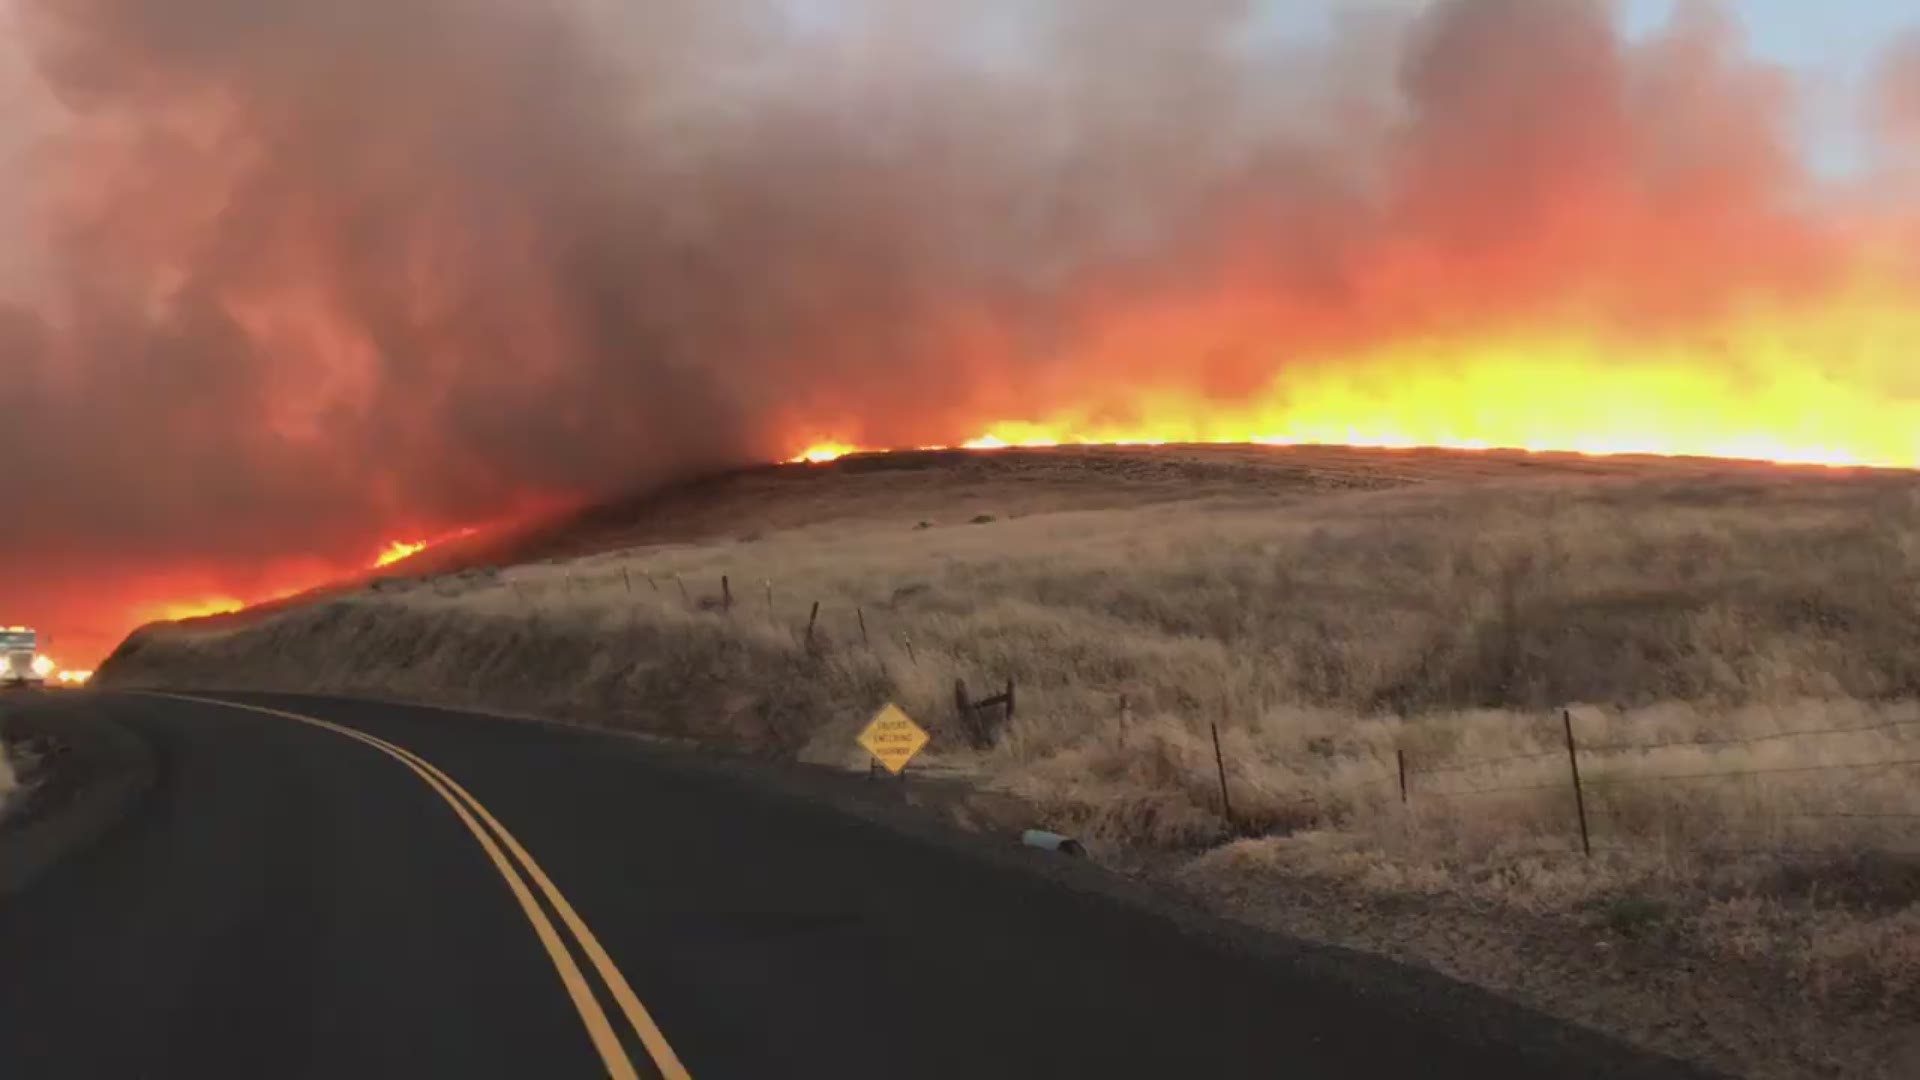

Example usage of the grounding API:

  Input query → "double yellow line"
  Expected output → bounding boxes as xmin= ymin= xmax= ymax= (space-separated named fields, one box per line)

xmin=152 ymin=693 xmax=689 ymax=1080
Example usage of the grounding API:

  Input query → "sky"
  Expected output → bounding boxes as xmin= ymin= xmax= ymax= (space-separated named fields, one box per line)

xmin=1622 ymin=0 xmax=1915 ymax=172
xmin=779 ymin=0 xmax=1915 ymax=172
xmin=1627 ymin=0 xmax=1901 ymax=70
xmin=1240 ymin=0 xmax=1915 ymax=173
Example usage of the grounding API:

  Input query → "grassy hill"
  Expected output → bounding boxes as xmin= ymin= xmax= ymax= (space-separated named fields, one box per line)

xmin=98 ymin=443 xmax=1920 ymax=1076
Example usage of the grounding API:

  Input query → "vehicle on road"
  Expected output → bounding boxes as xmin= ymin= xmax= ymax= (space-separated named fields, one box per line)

xmin=1 ymin=626 xmax=48 ymax=688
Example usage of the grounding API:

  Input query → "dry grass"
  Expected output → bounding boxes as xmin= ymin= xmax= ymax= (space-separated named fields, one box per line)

xmin=100 ymin=445 xmax=1920 ymax=1073
xmin=106 ymin=450 xmax=1920 ymax=849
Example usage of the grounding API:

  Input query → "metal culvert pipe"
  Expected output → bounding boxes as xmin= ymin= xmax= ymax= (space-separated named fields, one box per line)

xmin=1021 ymin=829 xmax=1086 ymax=857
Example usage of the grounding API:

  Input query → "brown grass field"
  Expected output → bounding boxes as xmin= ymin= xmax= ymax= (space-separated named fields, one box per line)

xmin=101 ymin=444 xmax=1920 ymax=1077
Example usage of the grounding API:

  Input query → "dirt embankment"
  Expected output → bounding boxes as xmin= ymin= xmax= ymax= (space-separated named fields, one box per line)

xmin=98 ymin=445 xmax=1920 ymax=1079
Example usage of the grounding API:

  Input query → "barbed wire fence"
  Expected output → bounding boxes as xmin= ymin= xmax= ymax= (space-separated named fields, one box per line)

xmin=483 ymin=560 xmax=1012 ymax=745
xmin=460 ymin=559 xmax=1920 ymax=857
xmin=1399 ymin=710 xmax=1920 ymax=859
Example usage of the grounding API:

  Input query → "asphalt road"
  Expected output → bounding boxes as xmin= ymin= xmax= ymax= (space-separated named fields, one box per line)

xmin=0 ymin=691 xmax=1709 ymax=1079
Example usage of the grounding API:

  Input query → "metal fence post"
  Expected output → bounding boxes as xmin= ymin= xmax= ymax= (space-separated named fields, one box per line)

xmin=1562 ymin=709 xmax=1592 ymax=858
xmin=1211 ymin=722 xmax=1236 ymax=831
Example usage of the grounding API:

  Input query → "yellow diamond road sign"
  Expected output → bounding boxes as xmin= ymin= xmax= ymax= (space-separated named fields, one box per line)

xmin=858 ymin=703 xmax=929 ymax=775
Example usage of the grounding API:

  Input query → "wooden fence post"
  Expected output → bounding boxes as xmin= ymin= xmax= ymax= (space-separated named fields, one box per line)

xmin=857 ymin=607 xmax=870 ymax=648
xmin=1397 ymin=748 xmax=1409 ymax=806
xmin=721 ymin=575 xmax=733 ymax=612
xmin=806 ymin=601 xmax=821 ymax=647
xmin=1562 ymin=709 xmax=1592 ymax=858
xmin=622 ymin=568 xmax=633 ymax=595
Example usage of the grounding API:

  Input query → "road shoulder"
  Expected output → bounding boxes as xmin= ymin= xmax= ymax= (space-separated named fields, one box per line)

xmin=0 ymin=694 xmax=157 ymax=900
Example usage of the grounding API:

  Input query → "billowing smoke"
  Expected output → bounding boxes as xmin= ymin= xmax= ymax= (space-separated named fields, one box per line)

xmin=1 ymin=0 xmax=1915 ymax=662
xmin=1876 ymin=31 xmax=1920 ymax=157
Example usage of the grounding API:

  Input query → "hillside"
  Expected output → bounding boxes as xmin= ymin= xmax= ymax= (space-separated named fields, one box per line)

xmin=98 ymin=443 xmax=1920 ymax=1078
xmin=430 ymin=442 xmax=1846 ymax=561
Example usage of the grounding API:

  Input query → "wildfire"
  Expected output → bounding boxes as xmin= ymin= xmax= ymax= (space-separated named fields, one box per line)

xmin=782 ymin=280 xmax=1920 ymax=472
xmin=130 ymin=528 xmax=479 ymax=635
xmin=56 ymin=670 xmax=93 ymax=686
xmin=154 ymin=598 xmax=248 ymax=622
xmin=375 ymin=540 xmax=429 ymax=567
xmin=374 ymin=527 xmax=481 ymax=568
xmin=789 ymin=442 xmax=861 ymax=465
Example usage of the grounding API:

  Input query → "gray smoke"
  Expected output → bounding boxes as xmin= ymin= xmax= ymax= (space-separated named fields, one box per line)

xmin=1874 ymin=30 xmax=1920 ymax=160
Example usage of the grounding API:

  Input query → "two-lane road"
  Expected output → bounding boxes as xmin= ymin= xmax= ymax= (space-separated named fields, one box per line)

xmin=0 ymin=692 xmax=1706 ymax=1078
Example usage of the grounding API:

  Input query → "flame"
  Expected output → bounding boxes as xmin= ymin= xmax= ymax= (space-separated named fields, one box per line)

xmin=56 ymin=670 xmax=93 ymax=686
xmin=785 ymin=278 xmax=1920 ymax=471
xmin=375 ymin=527 xmax=480 ymax=568
xmin=124 ymin=526 xmax=480 ymax=637
xmin=788 ymin=442 xmax=860 ymax=465
xmin=152 ymin=597 xmax=248 ymax=622
xmin=30 ymin=655 xmax=55 ymax=679
xmin=375 ymin=540 xmax=429 ymax=568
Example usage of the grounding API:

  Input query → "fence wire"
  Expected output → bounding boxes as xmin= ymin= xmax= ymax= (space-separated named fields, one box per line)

xmin=1580 ymin=755 xmax=1920 ymax=787
xmin=527 ymin=564 xmax=1920 ymax=857
xmin=1417 ymin=714 xmax=1920 ymax=780
xmin=1420 ymin=779 xmax=1570 ymax=799
xmin=1400 ymin=713 xmax=1920 ymax=855
xmin=1580 ymin=715 xmax=1920 ymax=755
xmin=1415 ymin=748 xmax=1565 ymax=776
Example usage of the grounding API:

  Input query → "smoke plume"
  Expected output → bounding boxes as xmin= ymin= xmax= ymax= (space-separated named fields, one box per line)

xmin=1 ymin=0 xmax=1915 ymax=662
xmin=1876 ymin=31 xmax=1920 ymax=157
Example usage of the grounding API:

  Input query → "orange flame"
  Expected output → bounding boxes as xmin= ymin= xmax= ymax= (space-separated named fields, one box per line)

xmin=132 ymin=528 xmax=477 ymax=633
xmin=785 ymin=278 xmax=1920 ymax=471
xmin=152 ymin=597 xmax=248 ymax=622
xmin=788 ymin=442 xmax=860 ymax=464
xmin=375 ymin=540 xmax=429 ymax=568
